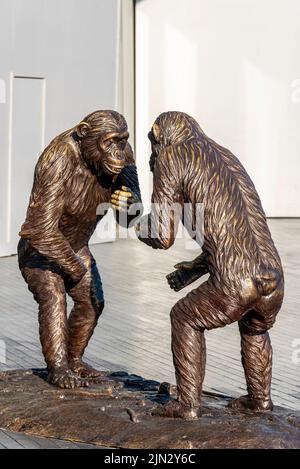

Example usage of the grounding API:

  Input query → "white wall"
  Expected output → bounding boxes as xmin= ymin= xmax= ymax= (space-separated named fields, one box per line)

xmin=0 ymin=0 xmax=135 ymax=257
xmin=135 ymin=0 xmax=300 ymax=216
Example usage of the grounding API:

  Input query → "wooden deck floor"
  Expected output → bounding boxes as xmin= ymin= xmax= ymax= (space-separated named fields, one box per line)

xmin=0 ymin=218 xmax=299 ymax=448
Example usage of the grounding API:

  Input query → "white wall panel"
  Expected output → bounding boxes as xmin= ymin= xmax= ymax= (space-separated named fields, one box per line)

xmin=0 ymin=0 xmax=133 ymax=256
xmin=9 ymin=77 xmax=45 ymax=251
xmin=136 ymin=0 xmax=300 ymax=216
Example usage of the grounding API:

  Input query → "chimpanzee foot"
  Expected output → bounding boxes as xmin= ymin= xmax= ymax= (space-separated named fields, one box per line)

xmin=228 ymin=395 xmax=273 ymax=411
xmin=47 ymin=366 xmax=90 ymax=389
xmin=69 ymin=359 xmax=109 ymax=379
xmin=154 ymin=400 xmax=200 ymax=420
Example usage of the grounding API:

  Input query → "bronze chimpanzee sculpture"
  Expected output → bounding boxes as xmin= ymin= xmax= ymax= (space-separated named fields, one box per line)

xmin=137 ymin=111 xmax=284 ymax=420
xmin=18 ymin=110 xmax=142 ymax=389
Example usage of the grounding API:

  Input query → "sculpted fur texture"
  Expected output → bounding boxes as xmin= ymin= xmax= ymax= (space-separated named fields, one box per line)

xmin=138 ymin=111 xmax=284 ymax=419
xmin=18 ymin=110 xmax=142 ymax=388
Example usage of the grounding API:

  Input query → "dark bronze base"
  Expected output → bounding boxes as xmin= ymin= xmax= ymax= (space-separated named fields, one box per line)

xmin=0 ymin=369 xmax=299 ymax=449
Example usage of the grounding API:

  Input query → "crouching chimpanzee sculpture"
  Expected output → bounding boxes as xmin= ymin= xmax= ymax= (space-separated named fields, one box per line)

xmin=137 ymin=111 xmax=284 ymax=420
xmin=19 ymin=110 xmax=142 ymax=389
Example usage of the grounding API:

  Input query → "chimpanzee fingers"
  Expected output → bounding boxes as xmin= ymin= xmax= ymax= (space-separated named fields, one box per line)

xmin=111 ymin=197 xmax=131 ymax=210
xmin=116 ymin=197 xmax=139 ymax=210
xmin=111 ymin=194 xmax=130 ymax=202
xmin=167 ymin=272 xmax=179 ymax=284
xmin=174 ymin=279 xmax=182 ymax=290
xmin=111 ymin=201 xmax=129 ymax=212
xmin=174 ymin=261 xmax=193 ymax=271
xmin=166 ymin=277 xmax=174 ymax=287
xmin=111 ymin=196 xmax=128 ymax=206
xmin=112 ymin=189 xmax=132 ymax=198
xmin=112 ymin=203 xmax=127 ymax=210
xmin=171 ymin=279 xmax=183 ymax=291
xmin=170 ymin=281 xmax=182 ymax=291
xmin=121 ymin=185 xmax=132 ymax=193
xmin=166 ymin=271 xmax=177 ymax=281
xmin=167 ymin=270 xmax=183 ymax=282
xmin=167 ymin=272 xmax=182 ymax=291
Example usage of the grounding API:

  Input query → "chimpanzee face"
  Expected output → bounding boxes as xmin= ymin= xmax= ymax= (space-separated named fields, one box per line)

xmin=81 ymin=127 xmax=129 ymax=176
xmin=97 ymin=130 xmax=129 ymax=175
xmin=148 ymin=129 xmax=161 ymax=172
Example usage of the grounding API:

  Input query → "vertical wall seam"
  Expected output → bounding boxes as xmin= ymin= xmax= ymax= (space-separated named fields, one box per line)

xmin=115 ymin=0 xmax=122 ymax=112
xmin=6 ymin=72 xmax=14 ymax=244
xmin=41 ymin=78 xmax=47 ymax=152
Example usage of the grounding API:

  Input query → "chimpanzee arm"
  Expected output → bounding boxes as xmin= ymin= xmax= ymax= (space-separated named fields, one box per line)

xmin=172 ymin=252 xmax=209 ymax=275
xmin=19 ymin=145 xmax=87 ymax=284
xmin=137 ymin=146 xmax=182 ymax=249
xmin=112 ymin=143 xmax=143 ymax=228
xmin=166 ymin=252 xmax=209 ymax=292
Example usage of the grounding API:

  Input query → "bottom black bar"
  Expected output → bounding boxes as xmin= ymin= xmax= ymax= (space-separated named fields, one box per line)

xmin=3 ymin=448 xmax=298 ymax=465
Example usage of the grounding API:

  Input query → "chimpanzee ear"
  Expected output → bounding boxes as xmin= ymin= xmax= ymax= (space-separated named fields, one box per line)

xmin=152 ymin=123 xmax=160 ymax=142
xmin=76 ymin=121 xmax=91 ymax=138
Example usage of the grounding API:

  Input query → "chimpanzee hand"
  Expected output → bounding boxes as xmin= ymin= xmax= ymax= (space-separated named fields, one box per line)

xmin=167 ymin=260 xmax=207 ymax=292
xmin=65 ymin=261 xmax=88 ymax=291
xmin=111 ymin=185 xmax=139 ymax=213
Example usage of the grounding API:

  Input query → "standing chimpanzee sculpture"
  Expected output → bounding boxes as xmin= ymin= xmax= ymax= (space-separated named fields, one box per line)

xmin=137 ymin=111 xmax=284 ymax=420
xmin=18 ymin=110 xmax=142 ymax=389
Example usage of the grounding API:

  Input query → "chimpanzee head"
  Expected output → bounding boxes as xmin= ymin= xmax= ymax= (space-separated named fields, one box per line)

xmin=77 ymin=110 xmax=129 ymax=175
xmin=148 ymin=111 xmax=204 ymax=172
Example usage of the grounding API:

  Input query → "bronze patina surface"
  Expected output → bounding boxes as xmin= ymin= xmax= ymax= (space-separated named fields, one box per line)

xmin=0 ymin=369 xmax=299 ymax=449
xmin=18 ymin=111 xmax=142 ymax=389
xmin=137 ymin=111 xmax=284 ymax=419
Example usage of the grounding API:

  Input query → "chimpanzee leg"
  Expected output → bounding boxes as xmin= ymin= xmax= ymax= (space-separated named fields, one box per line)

xmin=228 ymin=306 xmax=278 ymax=412
xmin=233 ymin=316 xmax=273 ymax=411
xmin=228 ymin=280 xmax=283 ymax=411
xmin=160 ymin=279 xmax=248 ymax=419
xmin=67 ymin=247 xmax=105 ymax=378
xmin=21 ymin=267 xmax=88 ymax=388
xmin=169 ymin=312 xmax=206 ymax=419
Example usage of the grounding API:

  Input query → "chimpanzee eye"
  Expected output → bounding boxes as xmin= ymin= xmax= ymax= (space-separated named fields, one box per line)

xmin=119 ymin=138 xmax=127 ymax=149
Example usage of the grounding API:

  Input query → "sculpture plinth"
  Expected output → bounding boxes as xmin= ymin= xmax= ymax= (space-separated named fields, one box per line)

xmin=0 ymin=370 xmax=299 ymax=449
